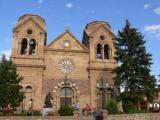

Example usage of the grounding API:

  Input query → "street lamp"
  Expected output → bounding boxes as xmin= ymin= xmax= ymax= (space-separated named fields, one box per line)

xmin=96 ymin=77 xmax=109 ymax=109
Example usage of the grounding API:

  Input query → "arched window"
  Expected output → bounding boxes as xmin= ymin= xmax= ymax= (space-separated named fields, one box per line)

xmin=60 ymin=87 xmax=73 ymax=97
xmin=104 ymin=44 xmax=110 ymax=59
xmin=97 ymin=44 xmax=102 ymax=59
xmin=21 ymin=38 xmax=27 ymax=55
xmin=29 ymin=39 xmax=36 ymax=55
xmin=25 ymin=85 xmax=32 ymax=93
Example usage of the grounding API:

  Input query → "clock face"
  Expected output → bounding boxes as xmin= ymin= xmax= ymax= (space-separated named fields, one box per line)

xmin=59 ymin=59 xmax=74 ymax=75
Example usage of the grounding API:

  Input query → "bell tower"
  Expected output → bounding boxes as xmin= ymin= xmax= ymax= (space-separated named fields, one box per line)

xmin=11 ymin=14 xmax=47 ymax=110
xmin=11 ymin=14 xmax=47 ymax=58
xmin=82 ymin=21 xmax=117 ymax=108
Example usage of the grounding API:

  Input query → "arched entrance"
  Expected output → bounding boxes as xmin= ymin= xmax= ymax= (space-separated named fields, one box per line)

xmin=52 ymin=80 xmax=80 ymax=109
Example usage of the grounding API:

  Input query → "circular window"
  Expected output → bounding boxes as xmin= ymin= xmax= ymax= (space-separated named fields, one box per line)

xmin=64 ymin=40 xmax=70 ymax=47
xmin=27 ymin=29 xmax=33 ymax=35
xmin=100 ymin=35 xmax=105 ymax=40
xmin=59 ymin=58 xmax=74 ymax=75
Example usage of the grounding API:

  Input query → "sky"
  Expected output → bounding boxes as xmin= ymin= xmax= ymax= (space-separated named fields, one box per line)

xmin=0 ymin=0 xmax=160 ymax=79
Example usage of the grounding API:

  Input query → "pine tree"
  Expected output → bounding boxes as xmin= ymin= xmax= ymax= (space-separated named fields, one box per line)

xmin=0 ymin=55 xmax=24 ymax=110
xmin=114 ymin=20 xmax=158 ymax=111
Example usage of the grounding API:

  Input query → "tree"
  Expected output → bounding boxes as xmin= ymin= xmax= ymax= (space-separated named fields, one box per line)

xmin=0 ymin=55 xmax=24 ymax=110
xmin=114 ymin=20 xmax=158 ymax=111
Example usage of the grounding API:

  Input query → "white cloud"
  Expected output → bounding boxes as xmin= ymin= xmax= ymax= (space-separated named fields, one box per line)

xmin=144 ymin=24 xmax=160 ymax=39
xmin=144 ymin=25 xmax=160 ymax=31
xmin=65 ymin=2 xmax=73 ymax=9
xmin=144 ymin=3 xmax=151 ymax=9
xmin=37 ymin=0 xmax=43 ymax=6
xmin=154 ymin=7 xmax=160 ymax=16
xmin=0 ymin=50 xmax=11 ymax=60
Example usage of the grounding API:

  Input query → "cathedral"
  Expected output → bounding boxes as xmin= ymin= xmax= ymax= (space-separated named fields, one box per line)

xmin=11 ymin=14 xmax=118 ymax=111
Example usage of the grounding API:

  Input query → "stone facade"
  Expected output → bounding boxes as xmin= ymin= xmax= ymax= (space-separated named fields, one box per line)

xmin=11 ymin=14 xmax=117 ymax=111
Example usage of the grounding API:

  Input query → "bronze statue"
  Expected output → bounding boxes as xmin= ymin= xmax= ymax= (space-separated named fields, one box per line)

xmin=44 ymin=92 xmax=53 ymax=108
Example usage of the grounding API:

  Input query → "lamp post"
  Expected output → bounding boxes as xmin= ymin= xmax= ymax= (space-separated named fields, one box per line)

xmin=64 ymin=75 xmax=68 ymax=106
xmin=64 ymin=75 xmax=71 ymax=106
xmin=96 ymin=77 xmax=109 ymax=109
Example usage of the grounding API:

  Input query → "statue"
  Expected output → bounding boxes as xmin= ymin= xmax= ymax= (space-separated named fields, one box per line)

xmin=44 ymin=92 xmax=53 ymax=108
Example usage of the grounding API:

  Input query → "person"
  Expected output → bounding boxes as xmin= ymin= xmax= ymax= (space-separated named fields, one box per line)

xmin=82 ymin=108 xmax=85 ymax=116
xmin=27 ymin=107 xmax=32 ymax=116
xmin=76 ymin=101 xmax=80 ymax=110
xmin=72 ymin=102 xmax=76 ymax=110
xmin=92 ymin=109 xmax=97 ymax=118
xmin=85 ymin=104 xmax=91 ymax=116
xmin=29 ymin=98 xmax=33 ymax=110
xmin=3 ymin=103 xmax=13 ymax=115
xmin=96 ymin=109 xmax=103 ymax=120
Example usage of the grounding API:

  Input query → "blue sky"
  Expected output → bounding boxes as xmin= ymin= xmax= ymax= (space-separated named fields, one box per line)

xmin=0 ymin=0 xmax=160 ymax=79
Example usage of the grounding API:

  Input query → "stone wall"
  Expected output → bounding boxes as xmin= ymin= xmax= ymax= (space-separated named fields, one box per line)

xmin=0 ymin=113 xmax=160 ymax=120
xmin=108 ymin=113 xmax=160 ymax=120
xmin=0 ymin=116 xmax=94 ymax=120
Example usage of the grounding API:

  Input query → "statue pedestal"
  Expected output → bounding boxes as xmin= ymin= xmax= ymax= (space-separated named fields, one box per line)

xmin=42 ymin=108 xmax=54 ymax=116
xmin=103 ymin=110 xmax=108 ymax=120
xmin=73 ymin=110 xmax=79 ymax=117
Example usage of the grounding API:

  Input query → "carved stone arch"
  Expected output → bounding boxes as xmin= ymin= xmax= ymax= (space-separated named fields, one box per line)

xmin=24 ymin=83 xmax=34 ymax=92
xmin=52 ymin=81 xmax=80 ymax=109
xmin=19 ymin=83 xmax=25 ymax=91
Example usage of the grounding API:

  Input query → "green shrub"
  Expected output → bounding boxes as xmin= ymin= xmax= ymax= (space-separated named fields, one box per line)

xmin=0 ymin=112 xmax=3 ymax=116
xmin=104 ymin=100 xmax=118 ymax=115
xmin=32 ymin=110 xmax=41 ymax=116
xmin=14 ymin=111 xmax=26 ymax=116
xmin=122 ymin=100 xmax=135 ymax=113
xmin=58 ymin=105 xmax=73 ymax=116
xmin=14 ymin=110 xmax=41 ymax=116
xmin=126 ymin=109 xmax=148 ymax=114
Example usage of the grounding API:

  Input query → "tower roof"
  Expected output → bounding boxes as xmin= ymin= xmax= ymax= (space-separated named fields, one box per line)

xmin=18 ymin=14 xmax=45 ymax=23
xmin=85 ymin=21 xmax=111 ymax=29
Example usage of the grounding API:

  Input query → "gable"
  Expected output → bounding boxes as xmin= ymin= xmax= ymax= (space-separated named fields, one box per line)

xmin=13 ymin=18 xmax=46 ymax=33
xmin=89 ymin=24 xmax=116 ymax=38
xmin=47 ymin=30 xmax=88 ymax=51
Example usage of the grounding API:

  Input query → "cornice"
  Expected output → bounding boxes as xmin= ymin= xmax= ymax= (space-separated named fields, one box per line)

xmin=15 ymin=64 xmax=45 ymax=68
xmin=11 ymin=55 xmax=44 ymax=60
xmin=44 ymin=48 xmax=89 ymax=54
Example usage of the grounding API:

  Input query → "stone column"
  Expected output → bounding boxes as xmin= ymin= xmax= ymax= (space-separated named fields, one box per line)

xmin=109 ymin=48 xmax=112 ymax=63
xmin=73 ymin=110 xmax=79 ymax=117
xmin=102 ymin=45 xmax=104 ymax=60
xmin=27 ymin=40 xmax=30 ymax=55
xmin=103 ymin=110 xmax=108 ymax=120
xmin=35 ymin=42 xmax=38 ymax=55
xmin=18 ymin=41 xmax=21 ymax=54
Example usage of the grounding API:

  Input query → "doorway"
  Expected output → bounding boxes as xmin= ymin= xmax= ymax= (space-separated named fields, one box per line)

xmin=60 ymin=87 xmax=73 ymax=107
